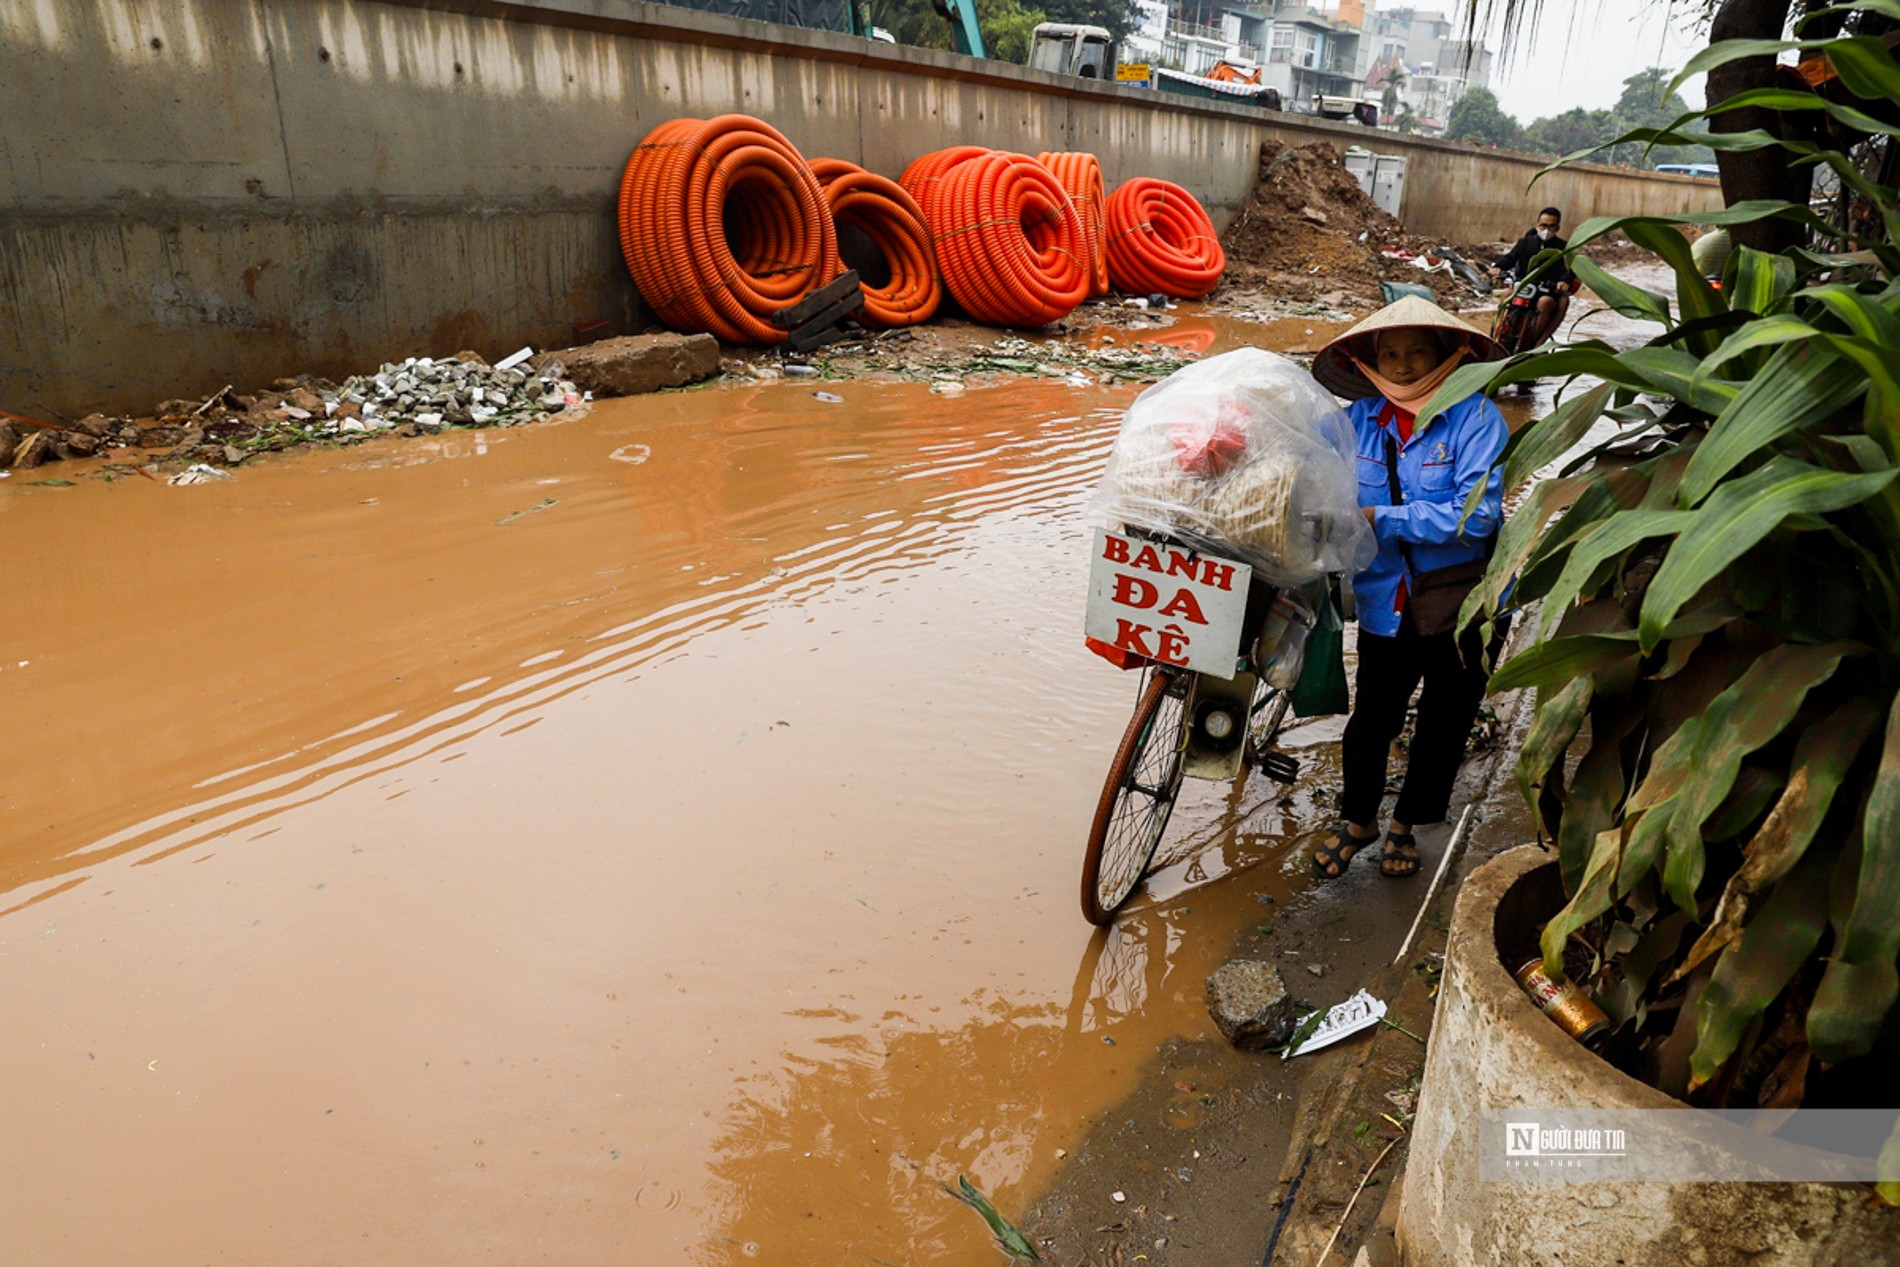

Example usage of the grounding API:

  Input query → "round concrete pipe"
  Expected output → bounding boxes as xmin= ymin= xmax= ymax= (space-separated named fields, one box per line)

xmin=1397 ymin=845 xmax=1896 ymax=1266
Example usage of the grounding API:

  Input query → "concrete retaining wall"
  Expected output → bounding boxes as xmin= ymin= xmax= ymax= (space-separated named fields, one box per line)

xmin=1 ymin=0 xmax=1723 ymax=418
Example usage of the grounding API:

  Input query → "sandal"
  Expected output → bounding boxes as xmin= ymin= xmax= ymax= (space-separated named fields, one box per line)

xmin=1380 ymin=830 xmax=1421 ymax=878
xmin=1313 ymin=821 xmax=1379 ymax=880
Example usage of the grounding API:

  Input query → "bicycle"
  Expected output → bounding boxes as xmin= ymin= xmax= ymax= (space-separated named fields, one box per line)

xmin=1080 ymin=529 xmax=1315 ymax=926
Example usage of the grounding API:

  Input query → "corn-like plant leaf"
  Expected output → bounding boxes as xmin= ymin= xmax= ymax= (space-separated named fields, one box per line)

xmin=948 ymin=1176 xmax=1040 ymax=1261
xmin=1800 ymin=284 xmax=1900 ymax=347
xmin=1725 ymin=246 xmax=1799 ymax=316
xmin=1600 ymin=912 xmax=1691 ymax=1027
xmin=1489 ymin=635 xmax=1639 ymax=694
xmin=1808 ymin=693 xmax=1900 ymax=1063
xmin=1616 ymin=348 xmax=1738 ymax=415
xmin=1461 ymin=477 xmax=1590 ymax=631
xmin=1660 ymin=642 xmax=1856 ymax=910
xmin=1820 ymin=33 xmax=1900 ymax=102
xmin=1639 ymin=459 xmax=1897 ymax=650
xmin=1814 ymin=334 xmax=1900 ymax=448
xmin=1540 ymin=823 xmax=1631 ymax=970
xmin=1680 ymin=342 xmax=1872 ymax=505
xmin=1622 ymin=222 xmax=1725 ymax=334
xmin=1677 ymin=695 xmax=1884 ymax=977
xmin=1869 ymin=1116 xmax=1900 ymax=1208
xmin=1502 ymin=382 xmax=1617 ymax=493
xmin=1516 ymin=466 xmax=1658 ymax=601
xmin=1710 ymin=86 xmax=1900 ymax=142
xmin=1414 ymin=359 xmax=1509 ymax=435
xmin=1570 ymin=256 xmax=1673 ymax=326
xmin=1537 ymin=509 xmax=1692 ymax=640
xmin=1558 ymin=697 xmax=1644 ymax=888
xmin=1516 ymin=676 xmax=1593 ymax=826
xmin=1690 ymin=314 xmax=1820 ymax=383
xmin=1689 ymin=850 xmax=1832 ymax=1087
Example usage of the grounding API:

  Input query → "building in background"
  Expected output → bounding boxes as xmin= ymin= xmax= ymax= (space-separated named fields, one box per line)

xmin=1130 ymin=0 xmax=1487 ymax=123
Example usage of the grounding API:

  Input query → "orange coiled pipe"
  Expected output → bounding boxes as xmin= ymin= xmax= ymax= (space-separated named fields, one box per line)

xmin=1036 ymin=152 xmax=1110 ymax=298
xmin=898 ymin=146 xmax=991 ymax=233
xmin=1103 ymin=178 xmax=1226 ymax=299
xmin=616 ymin=115 xmax=840 ymax=345
xmin=809 ymin=158 xmax=943 ymax=328
xmin=932 ymin=151 xmax=1090 ymax=328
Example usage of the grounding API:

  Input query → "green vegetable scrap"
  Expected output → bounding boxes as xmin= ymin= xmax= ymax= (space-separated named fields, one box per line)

xmin=945 ymin=1175 xmax=1039 ymax=1261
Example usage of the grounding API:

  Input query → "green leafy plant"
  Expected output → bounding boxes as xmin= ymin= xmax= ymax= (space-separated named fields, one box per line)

xmin=1418 ymin=1 xmax=1900 ymax=1197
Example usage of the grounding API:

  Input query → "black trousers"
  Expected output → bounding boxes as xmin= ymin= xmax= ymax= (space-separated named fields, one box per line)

xmin=1340 ymin=612 xmax=1499 ymax=828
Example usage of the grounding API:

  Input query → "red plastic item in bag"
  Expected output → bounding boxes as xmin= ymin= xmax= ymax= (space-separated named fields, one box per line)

xmin=1168 ymin=406 xmax=1249 ymax=476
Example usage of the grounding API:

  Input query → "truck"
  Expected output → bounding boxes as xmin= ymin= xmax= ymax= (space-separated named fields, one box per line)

xmin=1028 ymin=23 xmax=1114 ymax=78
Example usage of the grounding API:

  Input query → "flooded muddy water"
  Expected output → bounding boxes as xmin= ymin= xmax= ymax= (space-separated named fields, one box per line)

xmin=0 ymin=286 xmax=1651 ymax=1265
xmin=0 ymin=340 xmax=1329 ymax=1265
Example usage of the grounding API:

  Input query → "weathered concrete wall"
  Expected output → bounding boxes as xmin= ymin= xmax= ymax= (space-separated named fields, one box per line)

xmin=0 ymin=0 xmax=1722 ymax=418
xmin=1399 ymin=847 xmax=1895 ymax=1266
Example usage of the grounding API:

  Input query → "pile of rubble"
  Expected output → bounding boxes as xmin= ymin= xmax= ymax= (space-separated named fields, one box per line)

xmin=322 ymin=355 xmax=580 ymax=435
xmin=1219 ymin=140 xmax=1489 ymax=308
xmin=0 ymin=351 xmax=582 ymax=478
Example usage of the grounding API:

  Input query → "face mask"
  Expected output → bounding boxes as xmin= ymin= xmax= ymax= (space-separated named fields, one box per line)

xmin=1536 ymin=227 xmax=1553 ymax=241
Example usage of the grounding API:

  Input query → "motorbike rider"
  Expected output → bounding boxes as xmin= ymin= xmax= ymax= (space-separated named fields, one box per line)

xmin=1488 ymin=206 xmax=1574 ymax=347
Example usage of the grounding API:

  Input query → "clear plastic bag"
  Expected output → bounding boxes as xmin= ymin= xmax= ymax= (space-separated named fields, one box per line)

xmin=1091 ymin=348 xmax=1376 ymax=586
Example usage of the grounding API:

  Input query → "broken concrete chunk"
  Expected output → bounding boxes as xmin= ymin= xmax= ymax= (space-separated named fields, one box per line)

xmin=1206 ymin=959 xmax=1298 ymax=1050
xmin=74 ymin=414 xmax=114 ymax=438
xmin=63 ymin=431 xmax=100 ymax=457
xmin=10 ymin=429 xmax=50 ymax=469
xmin=539 ymin=332 xmax=720 ymax=398
xmin=0 ymin=424 xmax=17 ymax=467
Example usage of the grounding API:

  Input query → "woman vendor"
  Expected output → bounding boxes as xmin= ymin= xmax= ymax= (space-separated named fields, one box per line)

xmin=1307 ymin=296 xmax=1509 ymax=880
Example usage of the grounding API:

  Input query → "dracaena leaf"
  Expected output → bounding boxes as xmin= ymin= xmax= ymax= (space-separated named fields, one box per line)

xmin=1570 ymin=256 xmax=1672 ymax=326
xmin=1516 ymin=676 xmax=1593 ymax=826
xmin=1809 ymin=693 xmax=1900 ymax=1063
xmin=1677 ymin=695 xmax=1884 ymax=977
xmin=1639 ymin=459 xmax=1898 ymax=650
xmin=1658 ymin=642 xmax=1857 ymax=910
xmin=1680 ymin=342 xmax=1872 ymax=506
xmin=1689 ymin=851 xmax=1832 ymax=1087
xmin=1489 ymin=635 xmax=1639 ymax=694
xmin=1725 ymin=245 xmax=1799 ymax=315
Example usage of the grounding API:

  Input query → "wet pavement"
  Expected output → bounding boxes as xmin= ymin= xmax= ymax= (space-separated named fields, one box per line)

xmin=0 ymin=284 xmax=1655 ymax=1265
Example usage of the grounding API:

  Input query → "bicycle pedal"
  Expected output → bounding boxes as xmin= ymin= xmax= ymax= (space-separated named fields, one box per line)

xmin=1258 ymin=752 xmax=1300 ymax=783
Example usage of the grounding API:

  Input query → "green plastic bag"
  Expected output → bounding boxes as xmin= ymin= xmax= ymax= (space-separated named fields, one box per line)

xmin=1288 ymin=593 xmax=1350 ymax=718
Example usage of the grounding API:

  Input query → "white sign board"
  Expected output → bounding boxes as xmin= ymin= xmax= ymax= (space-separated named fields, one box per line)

xmin=1085 ymin=529 xmax=1251 ymax=678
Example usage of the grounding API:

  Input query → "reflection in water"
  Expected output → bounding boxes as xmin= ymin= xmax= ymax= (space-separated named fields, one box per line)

xmin=696 ymin=997 xmax=1067 ymax=1267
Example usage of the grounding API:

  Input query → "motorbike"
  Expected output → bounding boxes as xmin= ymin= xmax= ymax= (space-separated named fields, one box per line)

xmin=1490 ymin=275 xmax=1567 ymax=355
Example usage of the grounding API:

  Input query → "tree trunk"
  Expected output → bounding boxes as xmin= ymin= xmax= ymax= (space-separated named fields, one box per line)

xmin=1706 ymin=0 xmax=1810 ymax=253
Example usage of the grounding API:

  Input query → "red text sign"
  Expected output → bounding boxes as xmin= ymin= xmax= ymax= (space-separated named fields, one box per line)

xmin=1084 ymin=529 xmax=1251 ymax=678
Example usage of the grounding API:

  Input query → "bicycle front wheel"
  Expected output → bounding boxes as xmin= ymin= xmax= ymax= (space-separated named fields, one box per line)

xmin=1081 ymin=667 xmax=1189 ymax=925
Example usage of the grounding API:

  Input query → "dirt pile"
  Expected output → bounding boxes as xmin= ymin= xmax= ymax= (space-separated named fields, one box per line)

xmin=1219 ymin=141 xmax=1480 ymax=308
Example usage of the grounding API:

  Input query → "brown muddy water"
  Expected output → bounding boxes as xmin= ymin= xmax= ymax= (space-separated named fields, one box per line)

xmin=0 ymin=315 xmax=1360 ymax=1267
xmin=0 ymin=287 xmax=1637 ymax=1264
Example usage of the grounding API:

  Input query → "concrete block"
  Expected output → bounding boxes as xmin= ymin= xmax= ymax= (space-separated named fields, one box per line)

xmin=1206 ymin=959 xmax=1297 ymax=1050
xmin=543 ymin=332 xmax=720 ymax=397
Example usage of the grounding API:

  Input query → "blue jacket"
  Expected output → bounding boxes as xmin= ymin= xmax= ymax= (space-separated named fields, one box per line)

xmin=1350 ymin=392 xmax=1508 ymax=638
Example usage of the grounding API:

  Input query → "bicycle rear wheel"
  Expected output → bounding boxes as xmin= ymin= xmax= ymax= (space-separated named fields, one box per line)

xmin=1081 ymin=667 xmax=1189 ymax=925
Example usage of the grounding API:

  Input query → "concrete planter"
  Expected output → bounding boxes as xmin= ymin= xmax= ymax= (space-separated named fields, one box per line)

xmin=1396 ymin=845 xmax=1894 ymax=1266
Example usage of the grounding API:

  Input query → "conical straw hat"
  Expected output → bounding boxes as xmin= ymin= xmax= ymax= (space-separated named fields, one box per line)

xmin=1311 ymin=294 xmax=1504 ymax=400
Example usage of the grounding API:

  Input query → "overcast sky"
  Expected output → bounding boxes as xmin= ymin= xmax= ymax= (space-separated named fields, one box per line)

xmin=1472 ymin=0 xmax=1712 ymax=123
